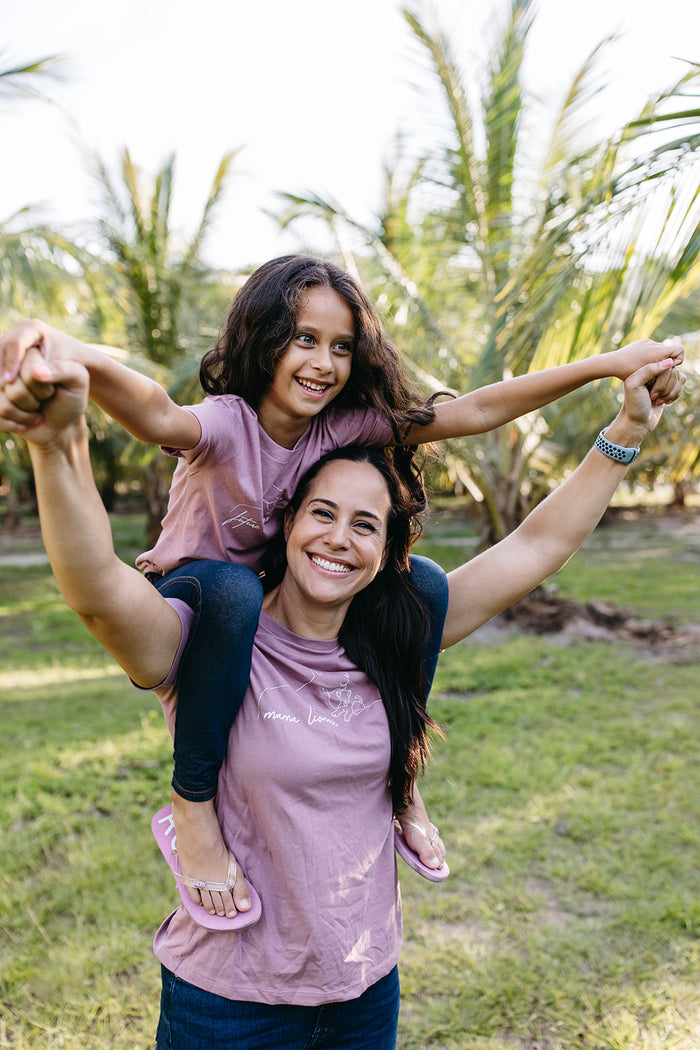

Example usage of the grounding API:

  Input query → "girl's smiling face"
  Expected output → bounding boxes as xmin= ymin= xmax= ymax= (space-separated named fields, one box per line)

xmin=256 ymin=285 xmax=354 ymax=447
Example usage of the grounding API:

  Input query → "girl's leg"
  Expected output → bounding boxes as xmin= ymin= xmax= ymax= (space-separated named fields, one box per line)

xmin=153 ymin=561 xmax=263 ymax=918
xmin=155 ymin=560 xmax=264 ymax=801
xmin=402 ymin=556 xmax=449 ymax=878
xmin=407 ymin=554 xmax=449 ymax=698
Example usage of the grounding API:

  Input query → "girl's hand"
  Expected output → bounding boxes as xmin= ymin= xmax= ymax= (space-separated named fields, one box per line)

xmin=606 ymin=339 xmax=684 ymax=392
xmin=0 ymin=318 xmax=84 ymax=384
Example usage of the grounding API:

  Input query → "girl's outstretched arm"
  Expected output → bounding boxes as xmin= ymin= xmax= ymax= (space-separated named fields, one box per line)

xmin=2 ymin=354 xmax=183 ymax=687
xmin=440 ymin=358 xmax=685 ymax=648
xmin=0 ymin=319 xmax=201 ymax=449
xmin=403 ymin=340 xmax=684 ymax=444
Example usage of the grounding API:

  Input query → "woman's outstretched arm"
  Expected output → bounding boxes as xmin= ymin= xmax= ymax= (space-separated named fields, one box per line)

xmin=3 ymin=355 xmax=183 ymax=687
xmin=441 ymin=358 xmax=685 ymax=649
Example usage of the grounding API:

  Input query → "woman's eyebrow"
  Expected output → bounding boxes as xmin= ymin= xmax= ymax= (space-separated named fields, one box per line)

xmin=311 ymin=497 xmax=382 ymax=521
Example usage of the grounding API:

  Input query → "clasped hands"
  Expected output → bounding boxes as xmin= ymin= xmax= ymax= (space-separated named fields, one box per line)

xmin=0 ymin=346 xmax=89 ymax=444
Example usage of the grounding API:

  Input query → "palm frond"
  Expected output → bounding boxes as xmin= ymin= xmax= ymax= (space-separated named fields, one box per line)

xmin=185 ymin=150 xmax=238 ymax=271
xmin=0 ymin=50 xmax=68 ymax=104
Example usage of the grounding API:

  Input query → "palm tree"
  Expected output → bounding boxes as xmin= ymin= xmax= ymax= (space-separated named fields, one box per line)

xmin=85 ymin=147 xmax=238 ymax=543
xmin=0 ymin=48 xmax=78 ymax=527
xmin=0 ymin=48 xmax=76 ymax=319
xmin=277 ymin=0 xmax=700 ymax=544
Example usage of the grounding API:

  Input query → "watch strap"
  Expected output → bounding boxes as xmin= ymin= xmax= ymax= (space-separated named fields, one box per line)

xmin=594 ymin=428 xmax=640 ymax=464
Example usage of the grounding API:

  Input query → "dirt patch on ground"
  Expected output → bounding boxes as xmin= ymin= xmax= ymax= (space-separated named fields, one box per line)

xmin=498 ymin=591 xmax=700 ymax=660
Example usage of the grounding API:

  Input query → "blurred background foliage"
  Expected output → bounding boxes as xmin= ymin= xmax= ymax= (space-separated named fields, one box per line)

xmin=1 ymin=0 xmax=699 ymax=548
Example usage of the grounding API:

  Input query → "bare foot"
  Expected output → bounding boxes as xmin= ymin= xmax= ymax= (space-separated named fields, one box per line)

xmin=170 ymin=791 xmax=252 ymax=918
xmin=396 ymin=817 xmax=446 ymax=871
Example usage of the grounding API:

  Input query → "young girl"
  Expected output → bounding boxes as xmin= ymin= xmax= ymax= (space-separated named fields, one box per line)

xmin=0 ymin=254 xmax=683 ymax=926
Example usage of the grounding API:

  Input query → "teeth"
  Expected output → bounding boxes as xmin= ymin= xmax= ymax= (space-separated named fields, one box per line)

xmin=310 ymin=555 xmax=352 ymax=574
xmin=297 ymin=378 xmax=328 ymax=392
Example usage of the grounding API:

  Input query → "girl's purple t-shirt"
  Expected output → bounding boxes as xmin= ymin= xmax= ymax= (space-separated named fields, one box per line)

xmin=152 ymin=609 xmax=402 ymax=1006
xmin=137 ymin=396 xmax=393 ymax=575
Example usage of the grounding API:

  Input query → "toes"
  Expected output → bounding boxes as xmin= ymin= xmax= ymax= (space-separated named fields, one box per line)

xmin=185 ymin=885 xmax=204 ymax=908
xmin=234 ymin=873 xmax=251 ymax=915
xmin=199 ymin=889 xmax=229 ymax=917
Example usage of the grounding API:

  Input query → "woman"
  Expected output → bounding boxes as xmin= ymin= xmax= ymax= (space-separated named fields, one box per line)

xmin=1 ymin=351 xmax=684 ymax=1048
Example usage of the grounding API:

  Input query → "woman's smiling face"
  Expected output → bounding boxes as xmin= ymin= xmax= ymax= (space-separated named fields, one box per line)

xmin=282 ymin=458 xmax=391 ymax=612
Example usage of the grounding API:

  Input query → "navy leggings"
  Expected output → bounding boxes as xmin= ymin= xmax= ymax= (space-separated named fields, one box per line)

xmin=153 ymin=555 xmax=448 ymax=802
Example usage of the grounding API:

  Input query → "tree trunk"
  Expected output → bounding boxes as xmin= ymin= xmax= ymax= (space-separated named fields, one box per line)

xmin=145 ymin=458 xmax=175 ymax=549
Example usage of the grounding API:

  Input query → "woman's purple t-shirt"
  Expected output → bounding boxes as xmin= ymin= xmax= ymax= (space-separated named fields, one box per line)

xmin=152 ymin=608 xmax=402 ymax=1006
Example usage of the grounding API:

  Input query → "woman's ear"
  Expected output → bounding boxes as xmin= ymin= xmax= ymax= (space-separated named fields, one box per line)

xmin=380 ymin=540 xmax=391 ymax=572
xmin=283 ymin=505 xmax=295 ymax=542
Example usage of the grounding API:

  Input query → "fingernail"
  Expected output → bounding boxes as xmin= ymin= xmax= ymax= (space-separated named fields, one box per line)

xmin=33 ymin=415 xmax=44 ymax=425
xmin=3 ymin=371 xmax=13 ymax=383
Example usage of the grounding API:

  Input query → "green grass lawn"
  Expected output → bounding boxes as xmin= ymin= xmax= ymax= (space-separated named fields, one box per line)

xmin=1 ymin=511 xmax=699 ymax=1048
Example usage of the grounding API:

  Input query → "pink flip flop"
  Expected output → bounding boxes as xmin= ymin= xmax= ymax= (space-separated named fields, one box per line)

xmin=151 ymin=805 xmax=262 ymax=931
xmin=394 ymin=825 xmax=450 ymax=883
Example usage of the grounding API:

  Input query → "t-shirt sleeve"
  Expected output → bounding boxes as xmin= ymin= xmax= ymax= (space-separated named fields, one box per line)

xmin=131 ymin=597 xmax=193 ymax=691
xmin=325 ymin=406 xmax=394 ymax=448
xmin=160 ymin=397 xmax=242 ymax=461
xmin=158 ymin=405 xmax=204 ymax=459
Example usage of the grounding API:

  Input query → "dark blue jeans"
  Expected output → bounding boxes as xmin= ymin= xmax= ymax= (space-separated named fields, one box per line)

xmin=155 ymin=964 xmax=400 ymax=1049
xmin=154 ymin=554 xmax=448 ymax=803
xmin=153 ymin=560 xmax=264 ymax=802
xmin=407 ymin=553 xmax=449 ymax=694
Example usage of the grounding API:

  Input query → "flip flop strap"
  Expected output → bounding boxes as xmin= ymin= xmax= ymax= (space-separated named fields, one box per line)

xmin=175 ymin=854 xmax=237 ymax=893
xmin=402 ymin=819 xmax=440 ymax=846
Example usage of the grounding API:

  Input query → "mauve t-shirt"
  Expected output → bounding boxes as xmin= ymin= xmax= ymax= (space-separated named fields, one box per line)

xmin=152 ymin=608 xmax=403 ymax=1006
xmin=137 ymin=395 xmax=393 ymax=576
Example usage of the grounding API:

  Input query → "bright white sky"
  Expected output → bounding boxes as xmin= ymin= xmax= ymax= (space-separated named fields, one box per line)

xmin=2 ymin=0 xmax=699 ymax=271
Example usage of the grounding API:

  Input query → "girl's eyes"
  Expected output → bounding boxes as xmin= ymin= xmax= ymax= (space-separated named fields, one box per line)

xmin=294 ymin=333 xmax=353 ymax=354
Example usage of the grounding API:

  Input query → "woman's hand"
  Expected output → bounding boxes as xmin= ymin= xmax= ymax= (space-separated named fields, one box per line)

xmin=0 ymin=349 xmax=89 ymax=445
xmin=605 ymin=356 xmax=685 ymax=449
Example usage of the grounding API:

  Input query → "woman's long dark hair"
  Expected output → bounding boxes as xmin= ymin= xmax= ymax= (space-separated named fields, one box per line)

xmin=199 ymin=254 xmax=437 ymax=441
xmin=263 ymin=444 xmax=442 ymax=811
